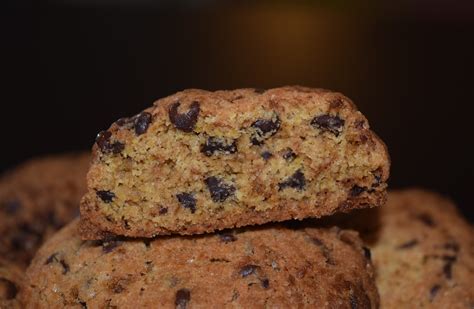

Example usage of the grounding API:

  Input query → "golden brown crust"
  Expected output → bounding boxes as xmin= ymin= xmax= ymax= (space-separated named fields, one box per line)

xmin=23 ymin=219 xmax=379 ymax=308
xmin=80 ymin=86 xmax=390 ymax=239
xmin=0 ymin=153 xmax=90 ymax=267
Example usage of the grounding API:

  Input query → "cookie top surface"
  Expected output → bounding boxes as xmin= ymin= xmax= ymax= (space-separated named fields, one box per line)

xmin=329 ymin=189 xmax=474 ymax=308
xmin=23 ymin=219 xmax=379 ymax=308
xmin=80 ymin=86 xmax=389 ymax=238
xmin=0 ymin=153 xmax=90 ymax=268
xmin=0 ymin=258 xmax=23 ymax=309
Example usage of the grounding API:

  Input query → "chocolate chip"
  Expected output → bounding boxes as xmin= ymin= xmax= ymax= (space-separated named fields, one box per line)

xmin=0 ymin=278 xmax=18 ymax=300
xmin=169 ymin=101 xmax=200 ymax=133
xmin=416 ymin=213 xmax=436 ymax=227
xmin=239 ymin=265 xmax=259 ymax=277
xmin=397 ymin=239 xmax=419 ymax=249
xmin=429 ymin=284 xmax=441 ymax=302
xmin=205 ymin=177 xmax=235 ymax=202
xmin=261 ymin=151 xmax=272 ymax=160
xmin=96 ymin=190 xmax=115 ymax=203
xmin=254 ymin=88 xmax=266 ymax=94
xmin=250 ymin=114 xmax=281 ymax=145
xmin=363 ymin=247 xmax=372 ymax=261
xmin=79 ymin=301 xmax=87 ymax=308
xmin=45 ymin=253 xmax=59 ymax=265
xmin=200 ymin=137 xmax=237 ymax=156
xmin=261 ymin=278 xmax=270 ymax=289
xmin=310 ymin=237 xmax=334 ymax=265
xmin=311 ymin=114 xmax=345 ymax=136
xmin=219 ymin=233 xmax=237 ymax=243
xmin=350 ymin=185 xmax=366 ymax=197
xmin=175 ymin=288 xmax=191 ymax=309
xmin=159 ymin=207 xmax=168 ymax=215
xmin=1 ymin=199 xmax=22 ymax=214
xmin=134 ymin=112 xmax=152 ymax=135
xmin=282 ymin=148 xmax=297 ymax=162
xmin=60 ymin=259 xmax=70 ymax=274
xmin=278 ymin=169 xmax=306 ymax=191
xmin=95 ymin=131 xmax=124 ymax=154
xmin=176 ymin=193 xmax=196 ymax=213
xmin=443 ymin=256 xmax=457 ymax=279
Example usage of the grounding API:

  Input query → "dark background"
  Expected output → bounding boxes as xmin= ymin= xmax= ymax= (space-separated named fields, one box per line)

xmin=2 ymin=1 xmax=473 ymax=221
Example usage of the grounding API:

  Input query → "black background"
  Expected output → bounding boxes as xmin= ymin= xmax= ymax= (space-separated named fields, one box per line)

xmin=2 ymin=1 xmax=473 ymax=221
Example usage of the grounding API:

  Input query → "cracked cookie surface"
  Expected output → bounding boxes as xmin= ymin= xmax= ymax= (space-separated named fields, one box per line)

xmin=23 ymin=219 xmax=378 ymax=308
xmin=80 ymin=86 xmax=390 ymax=239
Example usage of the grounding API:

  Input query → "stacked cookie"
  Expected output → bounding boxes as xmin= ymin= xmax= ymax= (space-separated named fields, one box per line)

xmin=2 ymin=87 xmax=472 ymax=308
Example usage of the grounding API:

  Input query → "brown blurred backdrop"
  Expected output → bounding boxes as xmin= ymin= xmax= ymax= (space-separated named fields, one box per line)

xmin=2 ymin=0 xmax=474 ymax=221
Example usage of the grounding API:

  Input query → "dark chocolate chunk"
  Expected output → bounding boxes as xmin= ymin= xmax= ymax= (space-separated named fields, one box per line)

xmin=397 ymin=239 xmax=419 ymax=249
xmin=416 ymin=213 xmax=436 ymax=227
xmin=79 ymin=301 xmax=87 ymax=308
xmin=278 ymin=169 xmax=306 ymax=191
xmin=205 ymin=177 xmax=235 ymax=202
xmin=159 ymin=207 xmax=168 ymax=215
xmin=176 ymin=193 xmax=197 ymax=213
xmin=175 ymin=288 xmax=191 ymax=309
xmin=282 ymin=148 xmax=297 ymax=162
xmin=261 ymin=278 xmax=270 ymax=289
xmin=239 ymin=265 xmax=259 ymax=277
xmin=134 ymin=112 xmax=152 ymax=135
xmin=0 ymin=278 xmax=18 ymax=300
xmin=429 ymin=284 xmax=441 ymax=302
xmin=261 ymin=151 xmax=273 ymax=160
xmin=310 ymin=237 xmax=334 ymax=265
xmin=219 ymin=233 xmax=237 ymax=243
xmin=350 ymin=185 xmax=366 ymax=197
xmin=96 ymin=190 xmax=115 ymax=203
xmin=311 ymin=114 xmax=345 ymax=136
xmin=169 ymin=101 xmax=200 ymax=133
xmin=200 ymin=137 xmax=237 ymax=156
xmin=363 ymin=247 xmax=372 ymax=261
xmin=442 ymin=256 xmax=457 ymax=279
xmin=95 ymin=131 xmax=124 ymax=154
xmin=1 ymin=199 xmax=21 ymax=214
xmin=250 ymin=114 xmax=281 ymax=145
xmin=59 ymin=259 xmax=70 ymax=274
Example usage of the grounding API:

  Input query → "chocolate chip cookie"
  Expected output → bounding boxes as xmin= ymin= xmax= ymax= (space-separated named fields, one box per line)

xmin=327 ymin=189 xmax=474 ymax=308
xmin=80 ymin=86 xmax=390 ymax=239
xmin=23 ymin=219 xmax=379 ymax=308
xmin=0 ymin=153 xmax=90 ymax=267
xmin=0 ymin=258 xmax=23 ymax=309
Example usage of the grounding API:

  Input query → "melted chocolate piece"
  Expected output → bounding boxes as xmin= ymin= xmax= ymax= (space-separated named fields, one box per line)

xmin=200 ymin=137 xmax=237 ymax=156
xmin=175 ymin=288 xmax=191 ymax=309
xmin=350 ymin=185 xmax=366 ymax=197
xmin=250 ymin=114 xmax=281 ymax=145
xmin=95 ymin=131 xmax=124 ymax=154
xmin=239 ymin=265 xmax=259 ymax=277
xmin=219 ymin=233 xmax=237 ymax=243
xmin=278 ymin=169 xmax=306 ymax=191
xmin=134 ymin=112 xmax=152 ymax=135
xmin=282 ymin=148 xmax=297 ymax=162
xmin=176 ymin=193 xmax=197 ymax=213
xmin=311 ymin=114 xmax=345 ymax=136
xmin=169 ymin=101 xmax=200 ymax=132
xmin=204 ymin=177 xmax=235 ymax=203
xmin=96 ymin=190 xmax=115 ymax=203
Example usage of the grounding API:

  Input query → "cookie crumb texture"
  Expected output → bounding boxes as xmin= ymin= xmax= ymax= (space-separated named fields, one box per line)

xmin=0 ymin=258 xmax=23 ymax=309
xmin=23 ymin=220 xmax=379 ymax=308
xmin=331 ymin=189 xmax=474 ymax=308
xmin=80 ymin=86 xmax=389 ymax=238
xmin=0 ymin=153 xmax=90 ymax=268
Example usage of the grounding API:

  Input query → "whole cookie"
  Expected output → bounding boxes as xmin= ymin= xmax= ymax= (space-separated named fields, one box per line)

xmin=0 ymin=153 xmax=90 ymax=268
xmin=328 ymin=189 xmax=474 ymax=308
xmin=23 ymin=219 xmax=379 ymax=308
xmin=0 ymin=258 xmax=23 ymax=309
xmin=80 ymin=86 xmax=389 ymax=239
